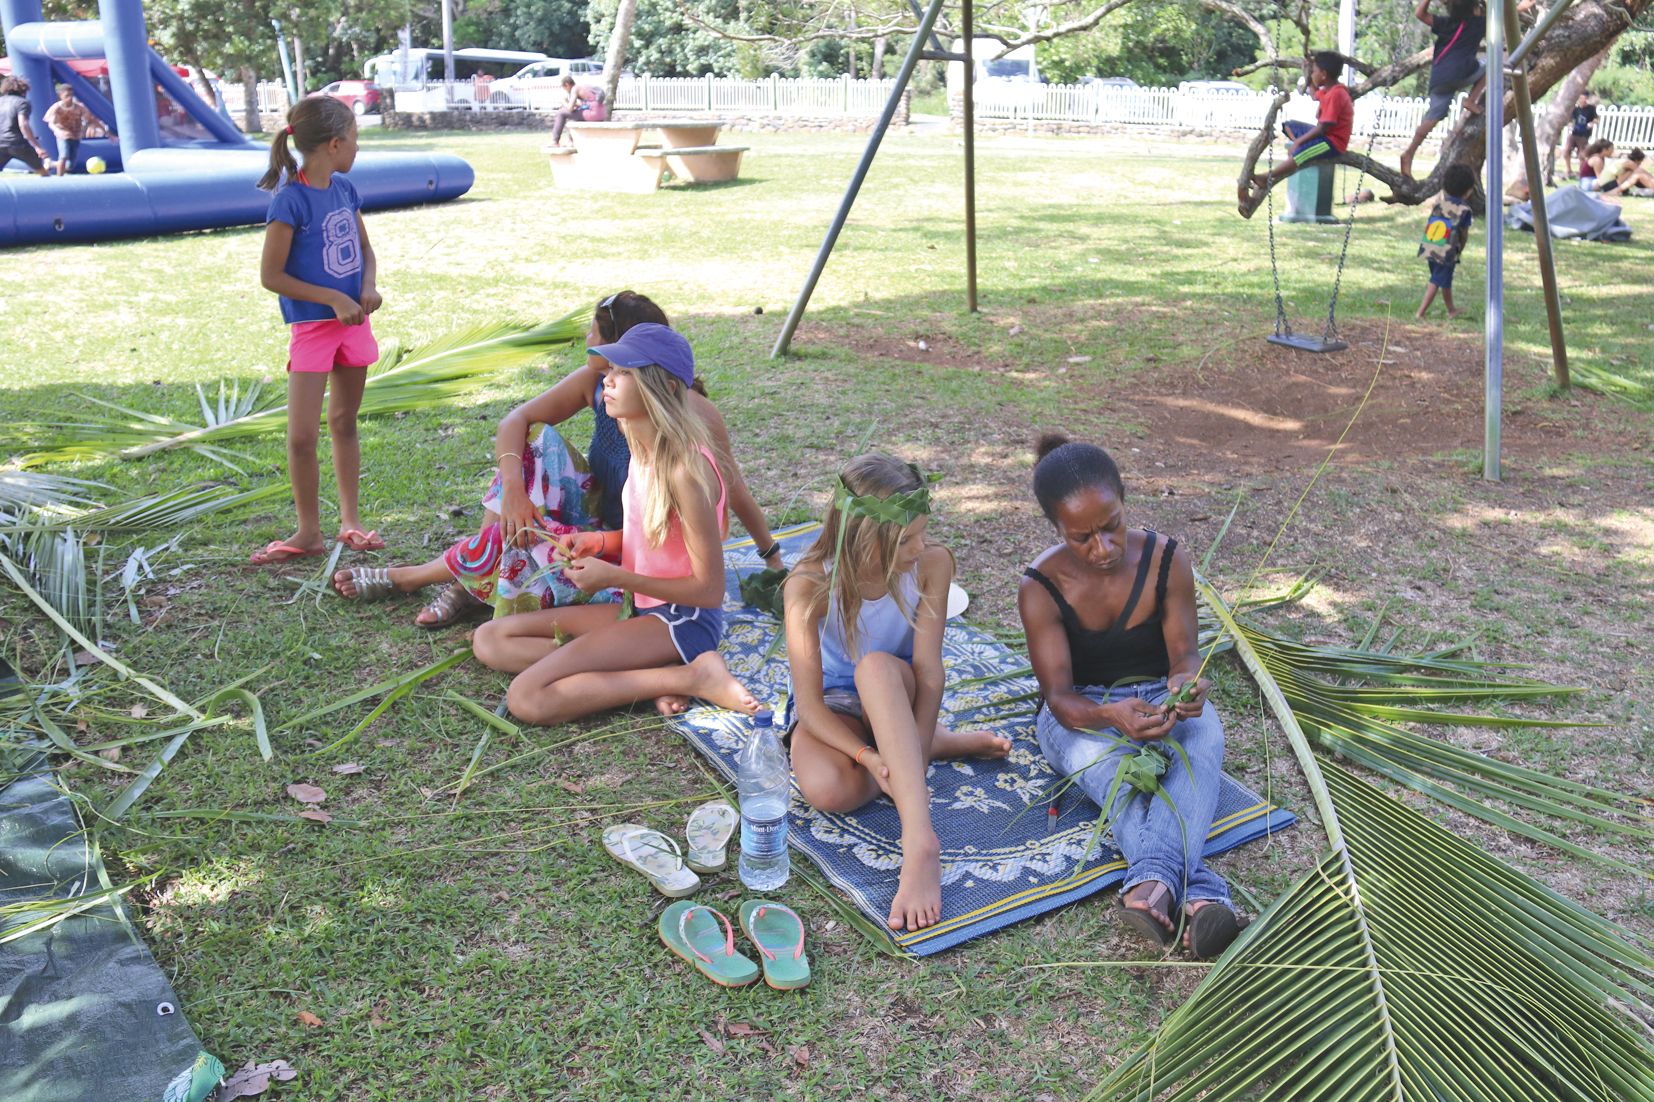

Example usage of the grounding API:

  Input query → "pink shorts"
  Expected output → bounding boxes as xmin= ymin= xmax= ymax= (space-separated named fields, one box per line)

xmin=288 ymin=317 xmax=379 ymax=374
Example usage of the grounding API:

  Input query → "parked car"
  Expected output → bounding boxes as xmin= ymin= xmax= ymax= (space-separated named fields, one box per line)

xmin=314 ymin=80 xmax=382 ymax=115
xmin=1177 ymin=79 xmax=1253 ymax=96
xmin=1082 ymin=76 xmax=1139 ymax=88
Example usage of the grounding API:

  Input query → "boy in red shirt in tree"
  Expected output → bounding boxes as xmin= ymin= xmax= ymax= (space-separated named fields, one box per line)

xmin=1240 ymin=52 xmax=1354 ymax=212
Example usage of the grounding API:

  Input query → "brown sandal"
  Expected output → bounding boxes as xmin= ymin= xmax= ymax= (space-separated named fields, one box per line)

xmin=416 ymin=582 xmax=480 ymax=629
xmin=1118 ymin=880 xmax=1177 ymax=948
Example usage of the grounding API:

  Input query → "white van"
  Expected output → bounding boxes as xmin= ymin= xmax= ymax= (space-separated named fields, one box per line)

xmin=947 ymin=39 xmax=1043 ymax=108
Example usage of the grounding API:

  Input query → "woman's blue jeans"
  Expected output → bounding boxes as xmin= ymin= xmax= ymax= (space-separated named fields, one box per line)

xmin=1036 ymin=679 xmax=1231 ymax=907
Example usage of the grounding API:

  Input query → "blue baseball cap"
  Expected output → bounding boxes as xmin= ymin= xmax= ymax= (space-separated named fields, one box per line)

xmin=588 ymin=322 xmax=694 ymax=389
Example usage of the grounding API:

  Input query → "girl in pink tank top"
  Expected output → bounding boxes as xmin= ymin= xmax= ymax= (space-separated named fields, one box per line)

xmin=472 ymin=323 xmax=758 ymax=727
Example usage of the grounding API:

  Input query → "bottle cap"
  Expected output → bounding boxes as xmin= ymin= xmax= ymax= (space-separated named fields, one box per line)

xmin=753 ymin=709 xmax=773 ymax=727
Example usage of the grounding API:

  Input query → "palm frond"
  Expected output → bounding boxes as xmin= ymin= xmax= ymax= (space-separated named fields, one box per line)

xmin=7 ymin=313 xmax=590 ymax=468
xmin=1571 ymin=362 xmax=1654 ymax=410
xmin=1087 ymin=583 xmax=1654 ymax=1102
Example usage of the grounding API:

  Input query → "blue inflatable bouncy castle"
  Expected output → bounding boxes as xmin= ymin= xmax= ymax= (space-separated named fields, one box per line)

xmin=0 ymin=0 xmax=472 ymax=246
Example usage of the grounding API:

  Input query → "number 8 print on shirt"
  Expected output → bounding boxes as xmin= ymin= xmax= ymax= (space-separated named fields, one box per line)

xmin=321 ymin=207 xmax=362 ymax=279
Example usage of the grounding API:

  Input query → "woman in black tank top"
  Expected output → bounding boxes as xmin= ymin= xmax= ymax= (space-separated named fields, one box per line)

xmin=1017 ymin=435 xmax=1242 ymax=959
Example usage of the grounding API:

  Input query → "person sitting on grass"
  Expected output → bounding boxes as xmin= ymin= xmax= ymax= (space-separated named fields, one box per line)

xmin=783 ymin=454 xmax=1011 ymax=933
xmin=1018 ymin=435 xmax=1243 ymax=960
xmin=1599 ymin=148 xmax=1654 ymax=197
xmin=470 ymin=323 xmax=759 ymax=725
xmin=1417 ymin=164 xmax=1477 ymax=320
xmin=1398 ymin=0 xmax=1488 ymax=179
xmin=1578 ymin=139 xmax=1613 ymax=191
xmin=333 ymin=290 xmax=781 ymax=630
xmin=1239 ymin=52 xmax=1353 ymax=212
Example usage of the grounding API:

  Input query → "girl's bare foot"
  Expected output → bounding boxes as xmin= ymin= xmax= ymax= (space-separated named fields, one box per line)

xmin=1446 ymin=308 xmax=1463 ymax=319
xmin=655 ymin=694 xmax=692 ymax=716
xmin=683 ymin=652 xmax=759 ymax=715
xmin=930 ymin=726 xmax=1013 ymax=760
xmin=888 ymin=832 xmax=942 ymax=931
xmin=1399 ymin=151 xmax=1415 ymax=179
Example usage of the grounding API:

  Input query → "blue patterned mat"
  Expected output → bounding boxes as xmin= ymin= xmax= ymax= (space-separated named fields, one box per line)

xmin=673 ymin=524 xmax=1297 ymax=956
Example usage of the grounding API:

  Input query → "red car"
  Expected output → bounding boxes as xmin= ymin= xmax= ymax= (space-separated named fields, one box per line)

xmin=313 ymin=80 xmax=382 ymax=115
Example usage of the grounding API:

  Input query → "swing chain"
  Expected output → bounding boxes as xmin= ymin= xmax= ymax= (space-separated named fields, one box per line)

xmin=1322 ymin=124 xmax=1379 ymax=344
xmin=1264 ymin=109 xmax=1291 ymax=339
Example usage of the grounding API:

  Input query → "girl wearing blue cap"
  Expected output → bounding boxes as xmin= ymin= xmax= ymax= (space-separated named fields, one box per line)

xmin=471 ymin=323 xmax=760 ymax=725
xmin=334 ymin=292 xmax=782 ymax=633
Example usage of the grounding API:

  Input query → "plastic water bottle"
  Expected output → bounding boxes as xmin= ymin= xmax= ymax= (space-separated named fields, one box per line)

xmin=737 ymin=709 xmax=791 ymax=891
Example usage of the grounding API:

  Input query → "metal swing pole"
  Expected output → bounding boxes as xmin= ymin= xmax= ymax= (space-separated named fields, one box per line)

xmin=771 ymin=0 xmax=950 ymax=358
xmin=1502 ymin=0 xmax=1569 ymax=390
xmin=1484 ymin=0 xmax=1505 ymax=481
xmin=963 ymin=0 xmax=978 ymax=313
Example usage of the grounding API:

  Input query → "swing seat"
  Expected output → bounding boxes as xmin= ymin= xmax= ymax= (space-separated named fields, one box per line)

xmin=1268 ymin=332 xmax=1348 ymax=354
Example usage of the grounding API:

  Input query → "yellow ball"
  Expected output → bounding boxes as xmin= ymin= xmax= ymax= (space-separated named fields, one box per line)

xmin=86 ymin=156 xmax=106 ymax=175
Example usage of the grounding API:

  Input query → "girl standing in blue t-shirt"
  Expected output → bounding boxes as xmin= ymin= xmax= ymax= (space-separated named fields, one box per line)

xmin=252 ymin=97 xmax=383 ymax=565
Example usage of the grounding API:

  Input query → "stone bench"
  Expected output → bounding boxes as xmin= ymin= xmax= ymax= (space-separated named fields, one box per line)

xmin=636 ymin=145 xmax=749 ymax=185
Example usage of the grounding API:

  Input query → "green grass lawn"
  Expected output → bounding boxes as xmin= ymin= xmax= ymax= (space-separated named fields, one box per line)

xmin=2 ymin=128 xmax=1650 ymax=1100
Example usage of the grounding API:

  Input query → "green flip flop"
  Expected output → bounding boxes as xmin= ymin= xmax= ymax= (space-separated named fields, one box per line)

xmin=658 ymin=901 xmax=760 ymax=987
xmin=738 ymin=900 xmax=812 ymax=991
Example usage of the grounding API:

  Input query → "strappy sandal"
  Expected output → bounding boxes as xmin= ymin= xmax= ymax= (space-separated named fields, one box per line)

xmin=601 ymin=823 xmax=701 ymax=898
xmin=416 ymin=582 xmax=479 ymax=629
xmin=334 ymin=566 xmax=396 ymax=601
xmin=738 ymin=900 xmax=811 ymax=990
xmin=658 ymin=901 xmax=759 ymax=987
xmin=1118 ymin=880 xmax=1177 ymax=949
xmin=685 ymin=800 xmax=738 ymax=873
xmin=1185 ymin=901 xmax=1246 ymax=960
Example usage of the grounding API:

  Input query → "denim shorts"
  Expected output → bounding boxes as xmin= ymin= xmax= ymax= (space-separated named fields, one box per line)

xmin=1426 ymin=61 xmax=1485 ymax=122
xmin=1427 ymin=257 xmax=1458 ymax=290
xmin=639 ymin=602 xmax=724 ymax=664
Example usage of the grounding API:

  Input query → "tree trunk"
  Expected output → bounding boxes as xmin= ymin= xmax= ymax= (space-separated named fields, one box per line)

xmin=1521 ymin=46 xmax=1610 ymax=189
xmin=872 ymin=36 xmax=887 ymax=80
xmin=240 ymin=66 xmax=260 ymax=134
xmin=293 ymin=35 xmax=307 ymax=94
xmin=1236 ymin=0 xmax=1651 ymax=216
xmin=187 ymin=55 xmax=218 ymax=108
xmin=602 ymin=0 xmax=640 ymax=111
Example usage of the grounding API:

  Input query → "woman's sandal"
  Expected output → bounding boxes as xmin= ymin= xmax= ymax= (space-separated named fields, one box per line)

xmin=685 ymin=800 xmax=739 ymax=874
xmin=1118 ymin=880 xmax=1178 ymax=949
xmin=738 ymin=900 xmax=811 ymax=990
xmin=602 ymin=823 xmax=701 ymax=898
xmin=416 ymin=582 xmax=479 ymax=629
xmin=658 ymin=901 xmax=759 ymax=987
xmin=336 ymin=528 xmax=385 ymax=552
xmin=1185 ymin=902 xmax=1246 ymax=960
xmin=334 ymin=566 xmax=396 ymax=601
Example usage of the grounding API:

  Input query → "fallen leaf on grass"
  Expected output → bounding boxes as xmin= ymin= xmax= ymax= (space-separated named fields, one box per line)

xmin=1066 ymin=355 xmax=1092 ymax=364
xmin=218 ymin=1059 xmax=298 ymax=1100
xmin=331 ymin=762 xmax=365 ymax=775
xmin=130 ymin=703 xmax=148 ymax=719
xmin=726 ymin=1022 xmax=768 ymax=1038
xmin=555 ymin=779 xmax=585 ymax=796
xmin=297 ymin=809 xmax=332 ymax=824
xmin=71 ymin=649 xmax=98 ymax=667
xmin=789 ymin=1044 xmax=811 ymax=1071
xmin=295 ymin=1010 xmax=323 ymax=1028
xmin=285 ymin=783 xmax=326 ymax=804
xmin=698 ymin=1029 xmax=726 ymax=1055
xmin=98 ymin=747 xmax=122 ymax=763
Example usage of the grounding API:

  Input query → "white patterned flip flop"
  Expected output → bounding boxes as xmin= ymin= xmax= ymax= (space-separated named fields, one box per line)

xmin=601 ymin=822 xmax=701 ymax=898
xmin=684 ymin=801 xmax=738 ymax=874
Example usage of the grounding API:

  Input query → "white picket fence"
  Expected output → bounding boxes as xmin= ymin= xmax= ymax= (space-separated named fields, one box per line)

xmin=244 ymin=69 xmax=1654 ymax=146
xmin=218 ymin=80 xmax=290 ymax=116
xmin=975 ymin=82 xmax=1654 ymax=147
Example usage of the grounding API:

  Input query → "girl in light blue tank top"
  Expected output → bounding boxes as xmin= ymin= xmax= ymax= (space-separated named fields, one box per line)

xmin=818 ymin=568 xmax=919 ymax=692
xmin=782 ymin=454 xmax=1012 ymax=936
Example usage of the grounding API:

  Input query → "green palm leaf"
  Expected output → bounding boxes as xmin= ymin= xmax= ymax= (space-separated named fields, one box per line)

xmin=1086 ymin=582 xmax=1654 ymax=1101
xmin=6 ymin=313 xmax=591 ymax=468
